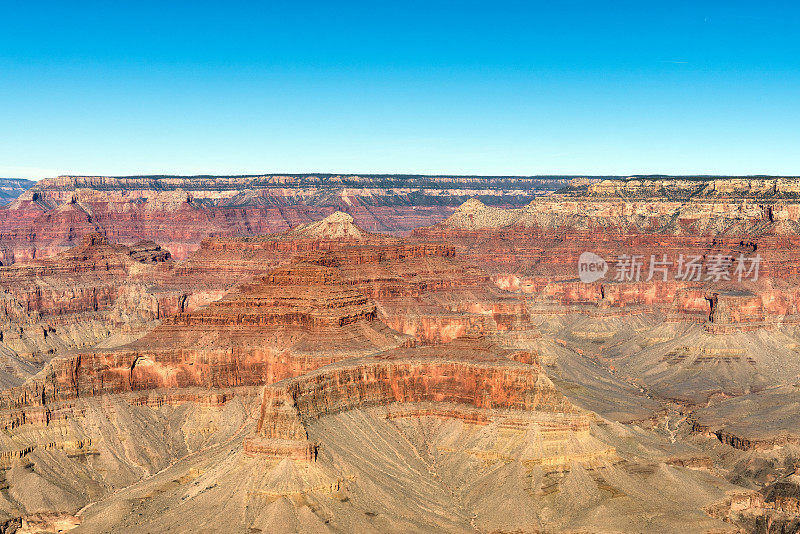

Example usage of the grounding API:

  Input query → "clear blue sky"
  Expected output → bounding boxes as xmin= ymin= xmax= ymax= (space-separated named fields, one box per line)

xmin=1 ymin=1 xmax=798 ymax=179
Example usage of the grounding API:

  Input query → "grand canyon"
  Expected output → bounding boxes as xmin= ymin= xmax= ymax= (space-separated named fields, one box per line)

xmin=0 ymin=174 xmax=798 ymax=532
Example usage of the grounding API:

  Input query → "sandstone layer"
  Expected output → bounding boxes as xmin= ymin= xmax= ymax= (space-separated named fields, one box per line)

xmin=0 ymin=261 xmax=408 ymax=420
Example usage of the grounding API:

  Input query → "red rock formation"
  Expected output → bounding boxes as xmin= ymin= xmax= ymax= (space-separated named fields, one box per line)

xmin=0 ymin=211 xmax=527 ymax=393
xmin=6 ymin=177 xmax=800 ymax=532
xmin=245 ymin=337 xmax=580 ymax=460
xmin=0 ymin=234 xmax=177 ymax=385
xmin=166 ymin=263 xmax=379 ymax=329
xmin=0 ymin=174 xmax=567 ymax=263
xmin=0 ymin=234 xmax=170 ymax=317
xmin=415 ymin=191 xmax=800 ymax=331
xmin=171 ymin=215 xmax=528 ymax=343
xmin=0 ymin=261 xmax=408 ymax=417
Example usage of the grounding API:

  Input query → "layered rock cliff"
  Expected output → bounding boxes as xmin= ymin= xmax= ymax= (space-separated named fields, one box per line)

xmin=171 ymin=211 xmax=527 ymax=344
xmin=0 ymin=260 xmax=408 ymax=419
xmin=0 ymin=234 xmax=174 ymax=387
xmin=245 ymin=337 xmax=582 ymax=462
xmin=3 ymin=178 xmax=800 ymax=532
xmin=416 ymin=192 xmax=800 ymax=327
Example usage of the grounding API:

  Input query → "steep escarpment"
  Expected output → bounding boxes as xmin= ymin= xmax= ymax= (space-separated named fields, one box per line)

xmin=299 ymin=243 xmax=526 ymax=343
xmin=245 ymin=348 xmax=583 ymax=462
xmin=222 ymin=337 xmax=741 ymax=534
xmin=417 ymin=191 xmax=800 ymax=319
xmin=244 ymin=336 xmax=591 ymax=465
xmin=173 ymin=213 xmax=527 ymax=344
xmin=584 ymin=176 xmax=800 ymax=199
xmin=7 ymin=178 xmax=800 ymax=531
xmin=168 ymin=210 xmax=398 ymax=289
xmin=408 ymin=190 xmax=800 ymax=409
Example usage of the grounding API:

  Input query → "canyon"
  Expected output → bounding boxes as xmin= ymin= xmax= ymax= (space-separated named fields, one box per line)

xmin=0 ymin=175 xmax=800 ymax=532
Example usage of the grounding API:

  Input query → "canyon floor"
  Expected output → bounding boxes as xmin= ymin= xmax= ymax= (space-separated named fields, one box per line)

xmin=2 ymin=175 xmax=800 ymax=533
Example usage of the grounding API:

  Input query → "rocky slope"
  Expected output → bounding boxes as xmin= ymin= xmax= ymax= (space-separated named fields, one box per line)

xmin=245 ymin=337 xmax=582 ymax=462
xmin=59 ymin=336 xmax=760 ymax=534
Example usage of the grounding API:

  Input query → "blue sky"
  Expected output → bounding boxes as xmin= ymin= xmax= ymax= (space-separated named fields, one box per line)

xmin=1 ymin=1 xmax=798 ymax=178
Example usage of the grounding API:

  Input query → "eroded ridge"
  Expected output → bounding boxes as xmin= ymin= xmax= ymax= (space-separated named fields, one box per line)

xmin=0 ymin=261 xmax=408 ymax=422
xmin=245 ymin=337 xmax=587 ymax=464
xmin=166 ymin=262 xmax=378 ymax=328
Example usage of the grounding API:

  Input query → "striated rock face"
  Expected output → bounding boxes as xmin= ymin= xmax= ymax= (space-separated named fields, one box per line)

xmin=0 ymin=200 xmax=102 ymax=264
xmin=300 ymin=244 xmax=524 ymax=343
xmin=0 ymin=260 xmax=408 ymax=419
xmin=172 ymin=216 xmax=527 ymax=344
xmin=166 ymin=262 xmax=378 ymax=329
xmin=0 ymin=213 xmax=525 ymax=392
xmin=0 ymin=174 xmax=571 ymax=263
xmin=257 ymin=357 xmax=571 ymax=427
xmin=415 ymin=190 xmax=800 ymax=331
xmin=0 ymin=234 xmax=174 ymax=387
xmin=283 ymin=211 xmax=367 ymax=240
xmin=9 ymin=178 xmax=800 ymax=531
xmin=245 ymin=337 xmax=581 ymax=461
xmin=585 ymin=176 xmax=800 ymax=199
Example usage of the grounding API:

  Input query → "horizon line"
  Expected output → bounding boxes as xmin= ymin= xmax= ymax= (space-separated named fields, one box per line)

xmin=6 ymin=173 xmax=800 ymax=182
